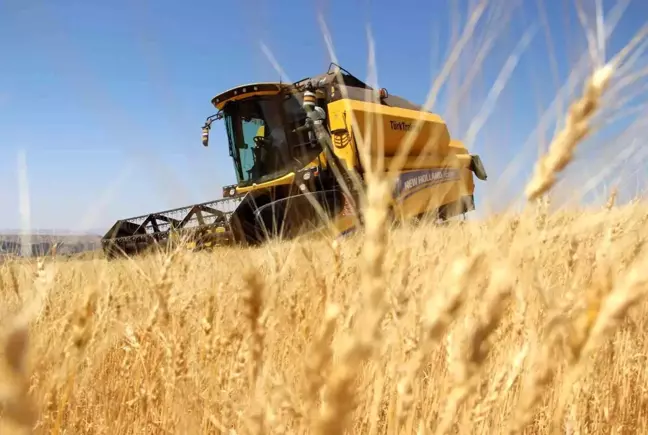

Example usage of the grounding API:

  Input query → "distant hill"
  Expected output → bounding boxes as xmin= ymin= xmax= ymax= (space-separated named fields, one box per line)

xmin=0 ymin=232 xmax=102 ymax=257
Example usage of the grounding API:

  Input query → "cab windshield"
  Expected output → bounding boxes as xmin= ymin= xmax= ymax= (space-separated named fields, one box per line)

xmin=223 ymin=92 xmax=321 ymax=185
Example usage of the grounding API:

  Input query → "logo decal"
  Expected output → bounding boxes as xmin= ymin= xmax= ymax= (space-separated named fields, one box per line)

xmin=394 ymin=168 xmax=460 ymax=199
xmin=389 ymin=120 xmax=423 ymax=133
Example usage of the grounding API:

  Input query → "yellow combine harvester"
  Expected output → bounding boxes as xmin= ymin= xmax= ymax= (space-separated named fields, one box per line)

xmin=101 ymin=63 xmax=487 ymax=258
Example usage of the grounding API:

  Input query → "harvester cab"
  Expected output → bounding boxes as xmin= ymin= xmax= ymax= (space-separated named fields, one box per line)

xmin=101 ymin=63 xmax=487 ymax=258
xmin=199 ymin=66 xmax=360 ymax=245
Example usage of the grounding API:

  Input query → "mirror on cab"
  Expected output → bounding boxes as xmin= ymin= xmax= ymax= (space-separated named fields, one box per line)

xmin=202 ymin=112 xmax=222 ymax=147
xmin=202 ymin=125 xmax=210 ymax=147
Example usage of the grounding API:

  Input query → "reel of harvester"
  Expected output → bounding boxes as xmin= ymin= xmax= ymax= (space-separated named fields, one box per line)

xmin=101 ymin=196 xmax=243 ymax=259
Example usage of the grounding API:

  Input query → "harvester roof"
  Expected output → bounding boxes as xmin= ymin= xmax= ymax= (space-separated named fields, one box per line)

xmin=211 ymin=82 xmax=287 ymax=110
xmin=210 ymin=63 xmax=424 ymax=113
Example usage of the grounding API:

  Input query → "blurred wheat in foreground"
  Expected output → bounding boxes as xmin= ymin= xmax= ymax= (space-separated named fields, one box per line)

xmin=2 ymin=2 xmax=648 ymax=433
xmin=1 ymin=201 xmax=648 ymax=434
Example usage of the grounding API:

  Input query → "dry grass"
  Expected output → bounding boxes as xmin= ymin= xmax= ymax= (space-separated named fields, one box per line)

xmin=3 ymin=2 xmax=648 ymax=434
xmin=1 ymin=202 xmax=648 ymax=434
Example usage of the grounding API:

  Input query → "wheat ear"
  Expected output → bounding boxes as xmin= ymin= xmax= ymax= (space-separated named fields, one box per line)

xmin=525 ymin=63 xmax=614 ymax=201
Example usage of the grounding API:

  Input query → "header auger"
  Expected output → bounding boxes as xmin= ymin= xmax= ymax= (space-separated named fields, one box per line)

xmin=101 ymin=63 xmax=487 ymax=259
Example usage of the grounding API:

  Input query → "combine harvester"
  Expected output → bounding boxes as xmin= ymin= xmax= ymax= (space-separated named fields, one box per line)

xmin=101 ymin=63 xmax=487 ymax=259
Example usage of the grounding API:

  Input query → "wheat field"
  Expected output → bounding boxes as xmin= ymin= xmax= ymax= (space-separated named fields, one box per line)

xmin=2 ymin=2 xmax=648 ymax=434
xmin=2 ymin=202 xmax=648 ymax=435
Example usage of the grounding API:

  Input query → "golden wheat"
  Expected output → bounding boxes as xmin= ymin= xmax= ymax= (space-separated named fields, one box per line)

xmin=0 ymin=203 xmax=647 ymax=434
xmin=2 ymin=2 xmax=647 ymax=434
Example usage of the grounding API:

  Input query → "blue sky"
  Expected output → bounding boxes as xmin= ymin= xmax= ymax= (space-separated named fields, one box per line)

xmin=0 ymin=0 xmax=646 ymax=233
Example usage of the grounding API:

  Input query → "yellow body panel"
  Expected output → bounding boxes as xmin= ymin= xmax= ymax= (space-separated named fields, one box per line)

xmin=326 ymin=98 xmax=451 ymax=158
xmin=325 ymin=98 xmax=476 ymax=227
xmin=381 ymin=154 xmax=467 ymax=169
xmin=326 ymin=99 xmax=360 ymax=171
xmin=235 ymin=171 xmax=296 ymax=194
xmin=448 ymin=139 xmax=469 ymax=155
